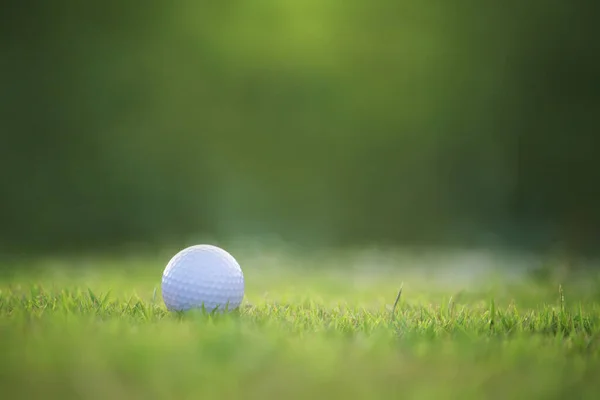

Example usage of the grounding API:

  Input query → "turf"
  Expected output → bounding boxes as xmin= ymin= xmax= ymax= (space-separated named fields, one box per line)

xmin=1 ymin=249 xmax=600 ymax=399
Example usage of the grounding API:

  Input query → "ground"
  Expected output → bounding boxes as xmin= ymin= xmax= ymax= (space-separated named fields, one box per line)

xmin=1 ymin=247 xmax=599 ymax=399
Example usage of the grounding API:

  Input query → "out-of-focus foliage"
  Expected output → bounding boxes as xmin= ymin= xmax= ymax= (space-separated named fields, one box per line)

xmin=1 ymin=1 xmax=599 ymax=253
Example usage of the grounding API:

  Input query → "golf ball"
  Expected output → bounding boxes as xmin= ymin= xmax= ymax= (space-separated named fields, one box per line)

xmin=161 ymin=244 xmax=245 ymax=312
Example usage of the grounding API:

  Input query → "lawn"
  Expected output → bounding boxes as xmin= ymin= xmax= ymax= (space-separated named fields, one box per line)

xmin=1 ymin=247 xmax=600 ymax=399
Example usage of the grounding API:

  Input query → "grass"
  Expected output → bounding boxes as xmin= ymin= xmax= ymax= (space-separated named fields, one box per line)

xmin=1 ymin=248 xmax=600 ymax=399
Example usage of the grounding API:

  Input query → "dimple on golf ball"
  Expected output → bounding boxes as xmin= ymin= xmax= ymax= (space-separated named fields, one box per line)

xmin=161 ymin=244 xmax=245 ymax=312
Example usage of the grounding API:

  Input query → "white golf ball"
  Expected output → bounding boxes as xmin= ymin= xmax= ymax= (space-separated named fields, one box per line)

xmin=161 ymin=244 xmax=245 ymax=312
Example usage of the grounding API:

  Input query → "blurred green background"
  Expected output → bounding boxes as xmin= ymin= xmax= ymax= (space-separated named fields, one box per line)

xmin=1 ymin=1 xmax=599 ymax=255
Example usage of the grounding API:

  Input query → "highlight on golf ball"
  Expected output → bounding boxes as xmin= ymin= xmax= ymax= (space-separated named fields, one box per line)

xmin=161 ymin=244 xmax=245 ymax=312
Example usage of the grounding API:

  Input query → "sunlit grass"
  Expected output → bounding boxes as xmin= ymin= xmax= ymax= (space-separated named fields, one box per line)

xmin=1 ymin=249 xmax=600 ymax=399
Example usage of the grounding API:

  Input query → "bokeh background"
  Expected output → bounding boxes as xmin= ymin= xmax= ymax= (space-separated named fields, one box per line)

xmin=2 ymin=1 xmax=599 ymax=258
